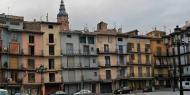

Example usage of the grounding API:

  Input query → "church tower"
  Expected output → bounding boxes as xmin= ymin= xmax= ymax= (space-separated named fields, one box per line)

xmin=57 ymin=0 xmax=69 ymax=31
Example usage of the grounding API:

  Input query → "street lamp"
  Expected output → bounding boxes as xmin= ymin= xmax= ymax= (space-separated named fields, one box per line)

xmin=36 ymin=65 xmax=47 ymax=95
xmin=173 ymin=25 xmax=187 ymax=95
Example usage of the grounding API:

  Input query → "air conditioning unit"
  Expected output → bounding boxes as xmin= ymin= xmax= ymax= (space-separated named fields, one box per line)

xmin=7 ymin=78 xmax=12 ymax=83
xmin=3 ymin=47 xmax=8 ymax=52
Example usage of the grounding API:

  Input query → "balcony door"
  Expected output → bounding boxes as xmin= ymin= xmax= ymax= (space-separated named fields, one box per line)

xmin=66 ymin=43 xmax=73 ymax=54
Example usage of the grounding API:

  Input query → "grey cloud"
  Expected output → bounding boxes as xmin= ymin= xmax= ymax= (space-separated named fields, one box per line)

xmin=0 ymin=0 xmax=190 ymax=33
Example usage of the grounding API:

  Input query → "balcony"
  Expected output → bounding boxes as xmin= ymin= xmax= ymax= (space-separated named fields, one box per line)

xmin=97 ymin=48 xmax=117 ymax=54
xmin=0 ymin=77 xmax=23 ymax=84
xmin=126 ymin=62 xmax=152 ymax=66
xmin=105 ymin=64 xmax=111 ymax=67
xmin=154 ymin=74 xmax=170 ymax=79
xmin=127 ymin=73 xmax=153 ymax=80
xmin=117 ymin=49 xmax=127 ymax=55
xmin=154 ymin=63 xmax=171 ymax=68
xmin=62 ymin=65 xmax=99 ymax=70
xmin=61 ymin=50 xmax=97 ymax=56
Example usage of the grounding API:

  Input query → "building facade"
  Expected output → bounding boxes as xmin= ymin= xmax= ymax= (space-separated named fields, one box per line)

xmin=0 ymin=14 xmax=24 ymax=95
xmin=41 ymin=22 xmax=62 ymax=95
xmin=147 ymin=30 xmax=172 ymax=89
xmin=21 ymin=21 xmax=44 ymax=95
xmin=95 ymin=22 xmax=120 ymax=93
xmin=60 ymin=31 xmax=99 ymax=94
xmin=126 ymin=35 xmax=153 ymax=90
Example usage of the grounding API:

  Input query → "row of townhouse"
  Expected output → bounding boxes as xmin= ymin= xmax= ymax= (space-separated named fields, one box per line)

xmin=2 ymin=0 xmax=190 ymax=95
xmin=0 ymin=13 xmax=170 ymax=95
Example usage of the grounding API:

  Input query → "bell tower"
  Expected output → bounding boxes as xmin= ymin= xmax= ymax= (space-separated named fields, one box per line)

xmin=57 ymin=0 xmax=69 ymax=31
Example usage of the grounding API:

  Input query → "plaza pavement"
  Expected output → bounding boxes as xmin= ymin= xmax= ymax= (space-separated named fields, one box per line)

xmin=125 ymin=91 xmax=190 ymax=95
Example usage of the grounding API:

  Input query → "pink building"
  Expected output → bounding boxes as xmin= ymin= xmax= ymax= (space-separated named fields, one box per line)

xmin=21 ymin=22 xmax=44 ymax=95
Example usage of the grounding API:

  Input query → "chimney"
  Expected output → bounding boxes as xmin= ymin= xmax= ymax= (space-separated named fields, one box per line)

xmin=97 ymin=21 xmax=107 ymax=32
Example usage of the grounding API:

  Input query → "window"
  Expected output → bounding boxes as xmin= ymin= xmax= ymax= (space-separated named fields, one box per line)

xmin=157 ymin=47 xmax=162 ymax=55
xmin=49 ymin=34 xmax=54 ymax=43
xmin=130 ymin=66 xmax=134 ymax=76
xmin=28 ymin=73 xmax=35 ymax=83
xmin=49 ymin=73 xmax=55 ymax=82
xmin=157 ymin=40 xmax=161 ymax=44
xmin=118 ymin=38 xmax=123 ymax=41
xmin=145 ymin=44 xmax=150 ymax=52
xmin=48 ymin=25 xmax=53 ymax=29
xmin=66 ymin=43 xmax=73 ymax=54
xmin=49 ymin=59 xmax=54 ymax=69
xmin=0 ymin=20 xmax=6 ymax=24
xmin=29 ymin=46 xmax=35 ymax=55
xmin=83 ymin=45 xmax=89 ymax=54
xmin=10 ymin=21 xmax=20 ymax=25
xmin=105 ymin=56 xmax=111 ymax=66
xmin=146 ymin=55 xmax=150 ymax=64
xmin=137 ymin=43 xmax=140 ymax=52
xmin=67 ymin=35 xmax=71 ymax=38
xmin=94 ymin=72 xmax=97 ymax=76
xmin=131 ymin=54 xmax=135 ymax=60
xmin=11 ymin=33 xmax=17 ymax=41
xmin=29 ymin=35 xmax=34 ymax=43
xmin=129 ymin=54 xmax=135 ymax=64
xmin=104 ymin=44 xmax=109 ymax=52
xmin=28 ymin=59 xmax=35 ymax=69
xmin=118 ymin=45 xmax=123 ymax=53
xmin=93 ymin=59 xmax=96 ymax=64
xmin=146 ymin=67 xmax=150 ymax=77
xmin=138 ymin=66 xmax=142 ymax=77
xmin=127 ymin=43 xmax=134 ymax=52
xmin=88 ymin=37 xmax=94 ymax=44
xmin=67 ymin=57 xmax=74 ymax=68
xmin=49 ymin=45 xmax=54 ymax=55
xmin=119 ymin=55 xmax=124 ymax=65
xmin=120 ymin=69 xmax=125 ymax=77
xmin=106 ymin=70 xmax=111 ymax=79
xmin=80 ymin=36 xmax=86 ymax=43
xmin=11 ymin=72 xmax=17 ymax=82
xmin=138 ymin=54 xmax=141 ymax=64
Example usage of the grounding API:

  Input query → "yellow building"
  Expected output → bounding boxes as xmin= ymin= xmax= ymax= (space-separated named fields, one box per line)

xmin=41 ymin=22 xmax=62 ymax=95
xmin=126 ymin=31 xmax=153 ymax=90
xmin=95 ymin=21 xmax=119 ymax=93
xmin=147 ymin=30 xmax=171 ymax=89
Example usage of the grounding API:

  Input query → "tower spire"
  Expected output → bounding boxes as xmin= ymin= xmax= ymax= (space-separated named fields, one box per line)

xmin=57 ymin=0 xmax=69 ymax=31
xmin=57 ymin=0 xmax=68 ymax=17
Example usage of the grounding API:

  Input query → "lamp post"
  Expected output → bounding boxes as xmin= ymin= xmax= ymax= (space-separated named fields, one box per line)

xmin=36 ymin=65 xmax=47 ymax=95
xmin=173 ymin=25 xmax=188 ymax=95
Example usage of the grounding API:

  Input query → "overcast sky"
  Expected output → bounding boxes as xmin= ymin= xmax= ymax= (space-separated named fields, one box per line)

xmin=0 ymin=0 xmax=190 ymax=34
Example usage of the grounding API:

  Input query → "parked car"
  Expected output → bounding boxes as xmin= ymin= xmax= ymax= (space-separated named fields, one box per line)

xmin=51 ymin=91 xmax=68 ymax=95
xmin=15 ymin=93 xmax=29 ymax=95
xmin=114 ymin=86 xmax=132 ymax=94
xmin=178 ymin=81 xmax=190 ymax=89
xmin=0 ymin=89 xmax=8 ymax=95
xmin=143 ymin=87 xmax=152 ymax=92
xmin=73 ymin=89 xmax=92 ymax=95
